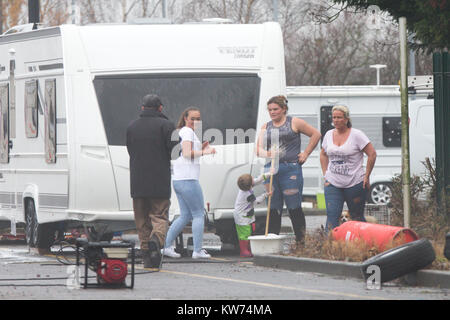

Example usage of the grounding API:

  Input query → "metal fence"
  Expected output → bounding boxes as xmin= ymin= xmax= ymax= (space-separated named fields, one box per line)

xmin=364 ymin=204 xmax=390 ymax=225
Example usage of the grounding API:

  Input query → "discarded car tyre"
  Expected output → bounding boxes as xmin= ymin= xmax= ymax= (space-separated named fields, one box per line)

xmin=361 ymin=239 xmax=435 ymax=284
xmin=445 ymin=233 xmax=450 ymax=260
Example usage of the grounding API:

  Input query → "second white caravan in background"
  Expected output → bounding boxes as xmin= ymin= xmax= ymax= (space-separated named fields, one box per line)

xmin=286 ymin=85 xmax=435 ymax=205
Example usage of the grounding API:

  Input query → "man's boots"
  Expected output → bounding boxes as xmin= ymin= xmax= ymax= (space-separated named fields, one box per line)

xmin=141 ymin=249 xmax=152 ymax=268
xmin=143 ymin=236 xmax=162 ymax=269
xmin=239 ymin=240 xmax=253 ymax=257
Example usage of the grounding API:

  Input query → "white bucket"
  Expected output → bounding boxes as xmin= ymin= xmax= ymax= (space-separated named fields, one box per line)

xmin=248 ymin=234 xmax=287 ymax=255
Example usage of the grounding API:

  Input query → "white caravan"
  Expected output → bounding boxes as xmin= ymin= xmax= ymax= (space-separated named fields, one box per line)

xmin=0 ymin=22 xmax=286 ymax=248
xmin=286 ymin=85 xmax=435 ymax=204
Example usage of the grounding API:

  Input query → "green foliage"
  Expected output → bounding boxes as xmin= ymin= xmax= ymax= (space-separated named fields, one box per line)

xmin=289 ymin=158 xmax=449 ymax=270
xmin=331 ymin=0 xmax=450 ymax=52
xmin=388 ymin=159 xmax=450 ymax=270
xmin=390 ymin=158 xmax=449 ymax=240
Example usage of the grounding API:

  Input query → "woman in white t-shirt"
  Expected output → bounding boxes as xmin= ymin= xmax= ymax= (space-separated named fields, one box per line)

xmin=163 ymin=107 xmax=216 ymax=259
xmin=320 ymin=105 xmax=377 ymax=231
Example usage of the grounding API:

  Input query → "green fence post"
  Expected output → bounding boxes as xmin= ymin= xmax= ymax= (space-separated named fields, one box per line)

xmin=433 ymin=51 xmax=450 ymax=216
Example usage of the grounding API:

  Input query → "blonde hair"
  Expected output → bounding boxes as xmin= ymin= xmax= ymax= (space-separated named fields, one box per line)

xmin=237 ymin=174 xmax=253 ymax=191
xmin=332 ymin=105 xmax=352 ymax=128
xmin=267 ymin=95 xmax=288 ymax=114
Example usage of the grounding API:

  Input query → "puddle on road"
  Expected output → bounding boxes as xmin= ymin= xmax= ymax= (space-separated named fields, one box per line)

xmin=0 ymin=247 xmax=52 ymax=265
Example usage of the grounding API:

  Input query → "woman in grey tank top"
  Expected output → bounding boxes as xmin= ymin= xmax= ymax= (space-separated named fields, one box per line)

xmin=256 ymin=95 xmax=321 ymax=245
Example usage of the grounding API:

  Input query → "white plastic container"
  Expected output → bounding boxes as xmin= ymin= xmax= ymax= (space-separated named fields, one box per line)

xmin=248 ymin=234 xmax=287 ymax=255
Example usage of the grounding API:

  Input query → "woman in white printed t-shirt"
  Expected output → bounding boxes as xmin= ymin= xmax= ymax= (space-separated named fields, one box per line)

xmin=163 ymin=107 xmax=216 ymax=259
xmin=320 ymin=105 xmax=377 ymax=231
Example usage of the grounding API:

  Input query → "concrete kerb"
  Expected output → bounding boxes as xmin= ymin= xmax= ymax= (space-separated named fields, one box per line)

xmin=254 ymin=254 xmax=362 ymax=278
xmin=257 ymin=211 xmax=450 ymax=290
xmin=253 ymin=254 xmax=450 ymax=289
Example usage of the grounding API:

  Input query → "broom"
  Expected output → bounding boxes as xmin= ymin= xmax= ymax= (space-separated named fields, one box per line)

xmin=264 ymin=154 xmax=276 ymax=237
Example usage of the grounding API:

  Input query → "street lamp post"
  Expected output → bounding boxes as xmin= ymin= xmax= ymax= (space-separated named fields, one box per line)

xmin=272 ymin=0 xmax=278 ymax=22
xmin=370 ymin=64 xmax=387 ymax=86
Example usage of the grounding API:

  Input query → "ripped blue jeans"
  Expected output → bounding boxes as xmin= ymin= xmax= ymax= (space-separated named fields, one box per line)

xmin=324 ymin=181 xmax=367 ymax=231
xmin=264 ymin=162 xmax=304 ymax=210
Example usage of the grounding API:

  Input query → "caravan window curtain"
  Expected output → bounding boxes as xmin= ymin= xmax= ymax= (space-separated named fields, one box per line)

xmin=25 ymin=80 xmax=38 ymax=138
xmin=44 ymin=79 xmax=56 ymax=163
xmin=0 ymin=84 xmax=9 ymax=164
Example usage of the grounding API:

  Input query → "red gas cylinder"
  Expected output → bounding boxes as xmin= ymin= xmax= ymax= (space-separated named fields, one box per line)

xmin=332 ymin=221 xmax=418 ymax=251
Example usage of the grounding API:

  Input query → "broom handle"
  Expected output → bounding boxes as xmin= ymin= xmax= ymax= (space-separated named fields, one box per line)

xmin=264 ymin=159 xmax=275 ymax=236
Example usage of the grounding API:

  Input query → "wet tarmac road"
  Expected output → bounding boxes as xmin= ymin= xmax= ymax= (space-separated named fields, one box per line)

xmin=0 ymin=235 xmax=448 ymax=301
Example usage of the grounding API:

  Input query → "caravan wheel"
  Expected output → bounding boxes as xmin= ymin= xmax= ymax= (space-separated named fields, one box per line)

xmin=25 ymin=200 xmax=35 ymax=246
xmin=369 ymin=183 xmax=392 ymax=205
xmin=26 ymin=199 xmax=56 ymax=249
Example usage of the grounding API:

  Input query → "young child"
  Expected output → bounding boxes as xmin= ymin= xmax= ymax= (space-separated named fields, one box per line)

xmin=234 ymin=172 xmax=272 ymax=257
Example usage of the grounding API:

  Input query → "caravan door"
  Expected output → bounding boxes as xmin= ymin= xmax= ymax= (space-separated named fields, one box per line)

xmin=0 ymin=82 xmax=16 ymax=221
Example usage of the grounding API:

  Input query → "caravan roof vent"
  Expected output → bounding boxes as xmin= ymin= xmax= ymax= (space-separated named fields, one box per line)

xmin=201 ymin=18 xmax=233 ymax=24
xmin=129 ymin=18 xmax=172 ymax=25
xmin=2 ymin=23 xmax=43 ymax=36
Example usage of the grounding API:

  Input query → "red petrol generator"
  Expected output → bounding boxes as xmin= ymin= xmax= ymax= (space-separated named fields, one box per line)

xmin=76 ymin=238 xmax=135 ymax=289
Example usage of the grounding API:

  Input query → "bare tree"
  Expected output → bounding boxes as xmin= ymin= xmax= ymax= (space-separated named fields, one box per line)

xmin=120 ymin=0 xmax=139 ymax=22
xmin=140 ymin=0 xmax=150 ymax=16
xmin=118 ymin=0 xmax=179 ymax=22
xmin=274 ymin=0 xmax=313 ymax=49
xmin=1 ymin=0 xmax=27 ymax=31
xmin=75 ymin=0 xmax=118 ymax=24
xmin=0 ymin=0 xmax=3 ymax=34
xmin=181 ymin=0 xmax=268 ymax=24
xmin=40 ymin=0 xmax=71 ymax=26
xmin=286 ymin=10 xmax=388 ymax=85
xmin=138 ymin=0 xmax=165 ymax=19
xmin=4 ymin=0 xmax=431 ymax=86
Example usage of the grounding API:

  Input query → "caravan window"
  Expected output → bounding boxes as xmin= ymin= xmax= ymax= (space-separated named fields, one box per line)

xmin=320 ymin=106 xmax=334 ymax=142
xmin=93 ymin=73 xmax=261 ymax=146
xmin=25 ymin=80 xmax=38 ymax=138
xmin=44 ymin=79 xmax=56 ymax=163
xmin=0 ymin=84 xmax=9 ymax=163
xmin=382 ymin=117 xmax=401 ymax=147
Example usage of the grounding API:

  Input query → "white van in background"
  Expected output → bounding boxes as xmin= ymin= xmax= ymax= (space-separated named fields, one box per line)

xmin=286 ymin=85 xmax=435 ymax=205
xmin=0 ymin=22 xmax=286 ymax=249
xmin=408 ymin=98 xmax=435 ymax=176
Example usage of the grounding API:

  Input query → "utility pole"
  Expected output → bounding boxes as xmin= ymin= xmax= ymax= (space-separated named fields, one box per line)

xmin=272 ymin=0 xmax=278 ymax=22
xmin=0 ymin=0 xmax=3 ymax=34
xmin=399 ymin=17 xmax=411 ymax=228
xmin=162 ymin=0 xmax=167 ymax=18
xmin=433 ymin=52 xmax=450 ymax=218
xmin=408 ymin=34 xmax=416 ymax=76
xmin=72 ymin=0 xmax=75 ymax=24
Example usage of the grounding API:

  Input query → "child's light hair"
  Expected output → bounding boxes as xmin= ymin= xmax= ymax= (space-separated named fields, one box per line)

xmin=237 ymin=174 xmax=253 ymax=191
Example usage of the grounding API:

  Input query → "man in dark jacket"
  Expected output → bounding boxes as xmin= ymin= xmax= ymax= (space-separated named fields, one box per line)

xmin=126 ymin=94 xmax=177 ymax=268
